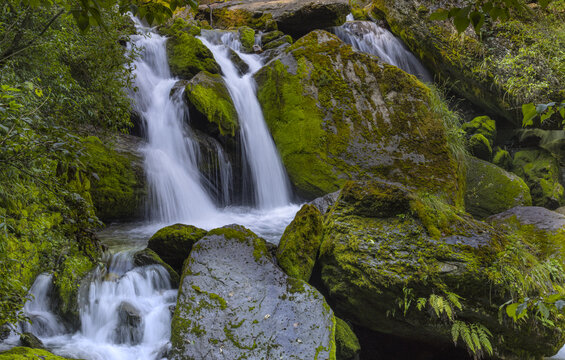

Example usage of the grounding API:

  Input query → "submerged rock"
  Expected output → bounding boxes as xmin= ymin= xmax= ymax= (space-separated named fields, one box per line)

xmin=317 ymin=180 xmax=565 ymax=359
xmin=170 ymin=225 xmax=336 ymax=359
xmin=465 ymin=156 xmax=531 ymax=218
xmin=255 ymin=30 xmax=461 ymax=202
xmin=115 ymin=302 xmax=143 ymax=345
xmin=147 ymin=224 xmax=207 ymax=273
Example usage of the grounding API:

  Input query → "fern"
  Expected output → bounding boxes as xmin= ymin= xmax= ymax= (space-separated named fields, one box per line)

xmin=451 ymin=321 xmax=494 ymax=358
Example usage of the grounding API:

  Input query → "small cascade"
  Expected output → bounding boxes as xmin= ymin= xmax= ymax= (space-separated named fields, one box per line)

xmin=9 ymin=251 xmax=177 ymax=360
xmin=21 ymin=274 xmax=65 ymax=337
xmin=332 ymin=20 xmax=432 ymax=82
xmin=199 ymin=31 xmax=292 ymax=209
xmin=129 ymin=20 xmax=217 ymax=224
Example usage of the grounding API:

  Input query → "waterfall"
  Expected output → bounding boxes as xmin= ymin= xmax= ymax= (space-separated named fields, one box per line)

xmin=129 ymin=22 xmax=217 ymax=224
xmin=6 ymin=252 xmax=177 ymax=360
xmin=332 ymin=20 xmax=432 ymax=82
xmin=199 ymin=31 xmax=292 ymax=209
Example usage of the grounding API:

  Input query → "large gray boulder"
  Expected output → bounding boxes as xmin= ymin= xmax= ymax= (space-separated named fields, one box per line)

xmin=488 ymin=206 xmax=565 ymax=234
xmin=170 ymin=225 xmax=336 ymax=360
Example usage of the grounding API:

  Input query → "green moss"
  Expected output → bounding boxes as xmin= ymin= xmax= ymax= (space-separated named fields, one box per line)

xmin=335 ymin=318 xmax=361 ymax=360
xmin=468 ymin=133 xmax=492 ymax=161
xmin=166 ymin=31 xmax=220 ymax=80
xmin=160 ymin=17 xmax=201 ymax=37
xmin=238 ymin=26 xmax=255 ymax=52
xmin=185 ymin=71 xmax=239 ymax=136
xmin=198 ymin=8 xmax=274 ymax=31
xmin=261 ymin=30 xmax=284 ymax=44
xmin=82 ymin=136 xmax=144 ymax=222
xmin=465 ymin=157 xmax=531 ymax=218
xmin=262 ymin=35 xmax=293 ymax=50
xmin=374 ymin=0 xmax=565 ymax=124
xmin=512 ymin=149 xmax=565 ymax=209
xmin=255 ymin=31 xmax=461 ymax=203
xmin=53 ymin=253 xmax=95 ymax=322
xmin=148 ymin=224 xmax=207 ymax=273
xmin=207 ymin=225 xmax=269 ymax=263
xmin=493 ymin=148 xmax=513 ymax=171
xmin=276 ymin=204 xmax=324 ymax=281
xmin=191 ymin=285 xmax=227 ymax=310
xmin=462 ymin=116 xmax=496 ymax=146
xmin=0 ymin=347 xmax=78 ymax=360
xmin=223 ymin=325 xmax=257 ymax=350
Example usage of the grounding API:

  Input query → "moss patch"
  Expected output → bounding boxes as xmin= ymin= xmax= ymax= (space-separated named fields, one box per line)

xmin=276 ymin=204 xmax=324 ymax=281
xmin=82 ymin=136 xmax=144 ymax=222
xmin=165 ymin=28 xmax=220 ymax=80
xmin=148 ymin=224 xmax=207 ymax=273
xmin=0 ymin=347 xmax=78 ymax=360
xmin=335 ymin=318 xmax=361 ymax=360
xmin=185 ymin=71 xmax=239 ymax=137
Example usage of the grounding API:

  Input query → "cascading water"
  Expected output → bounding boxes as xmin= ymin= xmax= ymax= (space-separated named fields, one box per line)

xmin=129 ymin=22 xmax=217 ymax=223
xmin=199 ymin=31 xmax=292 ymax=209
xmin=332 ymin=20 xmax=432 ymax=82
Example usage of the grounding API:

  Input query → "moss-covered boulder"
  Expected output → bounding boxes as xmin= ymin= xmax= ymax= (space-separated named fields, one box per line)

xmin=493 ymin=148 xmax=513 ymax=171
xmin=318 ymin=180 xmax=565 ymax=359
xmin=170 ymin=224 xmax=336 ymax=359
xmin=465 ymin=157 xmax=531 ymax=218
xmin=373 ymin=0 xmax=565 ymax=124
xmin=255 ymin=30 xmax=461 ymax=203
xmin=335 ymin=318 xmax=361 ymax=360
xmin=262 ymin=34 xmax=293 ymax=50
xmin=133 ymin=248 xmax=180 ymax=287
xmin=19 ymin=333 xmax=44 ymax=349
xmin=82 ymin=136 xmax=145 ymax=222
xmin=462 ymin=116 xmax=496 ymax=146
xmin=468 ymin=133 xmax=492 ymax=160
xmin=184 ymin=72 xmax=239 ymax=137
xmin=488 ymin=206 xmax=565 ymax=243
xmin=165 ymin=27 xmax=220 ymax=80
xmin=276 ymin=204 xmax=324 ymax=281
xmin=512 ymin=149 xmax=565 ymax=209
xmin=147 ymin=224 xmax=207 ymax=273
xmin=0 ymin=347 xmax=79 ymax=360
xmin=238 ymin=26 xmax=255 ymax=52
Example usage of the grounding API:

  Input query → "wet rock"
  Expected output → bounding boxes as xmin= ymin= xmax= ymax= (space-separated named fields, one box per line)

xmin=335 ymin=318 xmax=361 ymax=360
xmin=133 ymin=248 xmax=180 ymax=287
xmin=115 ymin=302 xmax=143 ymax=345
xmin=170 ymin=224 xmax=336 ymax=359
xmin=308 ymin=191 xmax=340 ymax=215
xmin=488 ymin=206 xmax=565 ymax=234
xmin=19 ymin=332 xmax=44 ymax=349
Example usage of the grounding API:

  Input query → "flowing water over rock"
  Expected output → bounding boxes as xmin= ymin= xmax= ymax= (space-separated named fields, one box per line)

xmin=333 ymin=20 xmax=432 ymax=82
xmin=198 ymin=30 xmax=292 ymax=209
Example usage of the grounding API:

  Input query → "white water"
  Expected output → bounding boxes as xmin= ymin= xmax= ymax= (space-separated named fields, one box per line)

xmin=199 ymin=31 xmax=292 ymax=209
xmin=333 ymin=20 xmax=432 ymax=82
xmin=130 ymin=23 xmax=217 ymax=223
xmin=1 ymin=251 xmax=176 ymax=360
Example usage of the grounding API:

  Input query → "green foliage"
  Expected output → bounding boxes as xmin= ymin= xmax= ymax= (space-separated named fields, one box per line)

xmin=430 ymin=0 xmax=552 ymax=34
xmin=451 ymin=321 xmax=493 ymax=359
xmin=522 ymin=101 xmax=565 ymax=127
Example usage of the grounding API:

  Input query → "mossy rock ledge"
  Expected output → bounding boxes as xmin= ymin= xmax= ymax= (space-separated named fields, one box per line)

xmin=147 ymin=224 xmax=207 ymax=273
xmin=255 ymin=30 xmax=461 ymax=203
xmin=317 ymin=180 xmax=565 ymax=359
xmin=170 ymin=224 xmax=336 ymax=360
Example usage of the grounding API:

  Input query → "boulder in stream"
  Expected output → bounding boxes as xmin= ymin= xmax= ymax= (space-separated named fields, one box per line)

xmin=170 ymin=224 xmax=336 ymax=359
xmin=147 ymin=224 xmax=207 ymax=273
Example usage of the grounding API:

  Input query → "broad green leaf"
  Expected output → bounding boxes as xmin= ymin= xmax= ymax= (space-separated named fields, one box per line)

xmin=506 ymin=303 xmax=518 ymax=319
xmin=522 ymin=103 xmax=537 ymax=127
